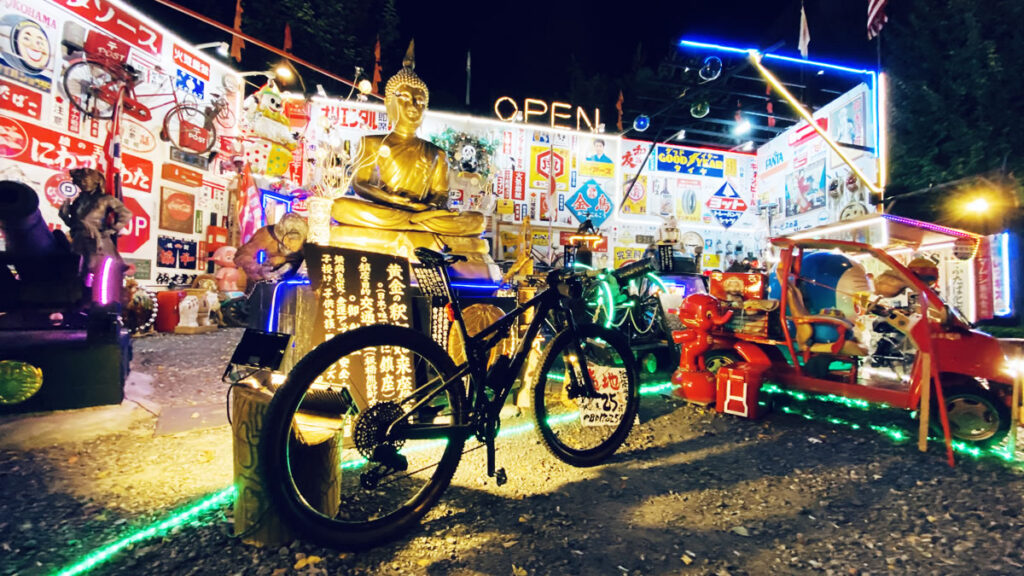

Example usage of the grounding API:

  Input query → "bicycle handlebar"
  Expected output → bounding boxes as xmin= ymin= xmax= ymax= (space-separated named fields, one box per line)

xmin=610 ymin=258 xmax=655 ymax=284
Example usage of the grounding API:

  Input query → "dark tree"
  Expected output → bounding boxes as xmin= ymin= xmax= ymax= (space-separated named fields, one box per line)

xmin=884 ymin=0 xmax=1024 ymax=219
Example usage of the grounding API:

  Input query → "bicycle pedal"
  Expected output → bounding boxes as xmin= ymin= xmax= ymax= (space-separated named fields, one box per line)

xmin=494 ymin=468 xmax=507 ymax=486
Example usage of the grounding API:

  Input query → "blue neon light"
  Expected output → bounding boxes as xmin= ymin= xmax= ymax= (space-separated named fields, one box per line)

xmin=997 ymin=232 xmax=1013 ymax=317
xmin=259 ymin=189 xmax=295 ymax=227
xmin=267 ymin=279 xmax=311 ymax=332
xmin=678 ymin=38 xmax=874 ymax=76
xmin=678 ymin=38 xmax=881 ymax=157
xmin=256 ymin=249 xmax=266 ymax=264
xmin=451 ymin=282 xmax=501 ymax=290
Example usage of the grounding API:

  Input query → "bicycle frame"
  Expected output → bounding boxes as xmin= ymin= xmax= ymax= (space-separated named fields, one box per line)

xmin=68 ymin=52 xmax=188 ymax=122
xmin=384 ymin=267 xmax=596 ymax=477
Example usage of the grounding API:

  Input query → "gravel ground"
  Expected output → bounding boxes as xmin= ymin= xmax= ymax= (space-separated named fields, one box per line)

xmin=3 ymin=328 xmax=1024 ymax=576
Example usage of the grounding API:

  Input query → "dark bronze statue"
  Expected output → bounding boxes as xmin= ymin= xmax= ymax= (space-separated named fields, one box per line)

xmin=58 ymin=168 xmax=132 ymax=272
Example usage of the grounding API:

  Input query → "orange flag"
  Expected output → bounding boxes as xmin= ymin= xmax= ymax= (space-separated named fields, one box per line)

xmin=371 ymin=36 xmax=382 ymax=94
xmin=615 ymin=90 xmax=624 ymax=132
xmin=229 ymin=0 xmax=244 ymax=62
xmin=283 ymin=23 xmax=292 ymax=52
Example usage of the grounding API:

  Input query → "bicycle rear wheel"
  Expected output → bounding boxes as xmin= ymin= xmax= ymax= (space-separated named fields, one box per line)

xmin=62 ymin=60 xmax=118 ymax=119
xmin=162 ymin=105 xmax=217 ymax=153
xmin=260 ymin=325 xmax=466 ymax=549
xmin=533 ymin=323 xmax=639 ymax=466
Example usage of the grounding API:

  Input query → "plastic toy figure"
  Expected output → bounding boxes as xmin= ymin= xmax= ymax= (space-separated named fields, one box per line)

xmin=671 ymin=293 xmax=733 ymax=404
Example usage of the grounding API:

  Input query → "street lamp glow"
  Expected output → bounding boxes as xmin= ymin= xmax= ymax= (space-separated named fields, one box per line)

xmin=275 ymin=64 xmax=294 ymax=81
xmin=733 ymin=119 xmax=751 ymax=136
xmin=965 ymin=197 xmax=990 ymax=214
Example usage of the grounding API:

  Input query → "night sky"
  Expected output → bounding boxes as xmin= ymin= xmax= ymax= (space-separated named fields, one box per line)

xmin=128 ymin=0 xmax=880 ymax=118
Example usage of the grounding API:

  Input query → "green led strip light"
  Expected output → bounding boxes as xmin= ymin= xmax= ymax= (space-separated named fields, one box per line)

xmin=52 ymin=486 xmax=236 ymax=576
xmin=58 ymin=378 xmax=675 ymax=575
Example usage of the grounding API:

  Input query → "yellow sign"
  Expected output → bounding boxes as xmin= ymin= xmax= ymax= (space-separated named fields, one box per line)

xmin=497 ymin=199 xmax=515 ymax=215
xmin=614 ymin=247 xmax=646 ymax=268
xmin=580 ymin=160 xmax=614 ymax=178
xmin=529 ymin=145 xmax=569 ymax=192
xmin=531 ymin=231 xmax=549 ymax=247
xmin=621 ymin=175 xmax=647 ymax=215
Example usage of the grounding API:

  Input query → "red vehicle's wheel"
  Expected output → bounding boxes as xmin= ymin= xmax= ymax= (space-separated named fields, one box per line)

xmin=935 ymin=383 xmax=1011 ymax=448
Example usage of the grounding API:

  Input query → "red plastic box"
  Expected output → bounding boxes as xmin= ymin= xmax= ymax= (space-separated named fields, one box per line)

xmin=715 ymin=362 xmax=770 ymax=419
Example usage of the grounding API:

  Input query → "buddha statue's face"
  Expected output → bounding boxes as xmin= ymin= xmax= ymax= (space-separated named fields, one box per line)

xmin=387 ymin=83 xmax=427 ymax=130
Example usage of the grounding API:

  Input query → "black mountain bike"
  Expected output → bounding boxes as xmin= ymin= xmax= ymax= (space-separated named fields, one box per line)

xmin=260 ymin=247 xmax=640 ymax=549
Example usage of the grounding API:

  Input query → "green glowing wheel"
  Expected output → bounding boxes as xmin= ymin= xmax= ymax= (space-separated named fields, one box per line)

xmin=0 ymin=360 xmax=43 ymax=404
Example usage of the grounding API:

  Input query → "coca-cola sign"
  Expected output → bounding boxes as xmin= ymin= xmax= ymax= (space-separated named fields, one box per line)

xmin=159 ymin=187 xmax=195 ymax=234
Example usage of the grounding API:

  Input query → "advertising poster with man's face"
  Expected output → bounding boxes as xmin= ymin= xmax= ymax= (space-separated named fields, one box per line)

xmin=0 ymin=4 xmax=58 ymax=92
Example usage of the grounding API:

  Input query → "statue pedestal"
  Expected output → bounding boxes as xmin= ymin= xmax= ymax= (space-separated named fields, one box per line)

xmin=329 ymin=225 xmax=501 ymax=283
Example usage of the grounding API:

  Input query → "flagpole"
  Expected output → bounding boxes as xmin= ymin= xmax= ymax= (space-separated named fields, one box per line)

xmin=465 ymin=51 xmax=471 ymax=107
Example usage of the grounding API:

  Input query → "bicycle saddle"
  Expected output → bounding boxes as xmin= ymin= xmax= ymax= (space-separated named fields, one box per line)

xmin=415 ymin=247 xmax=467 ymax=268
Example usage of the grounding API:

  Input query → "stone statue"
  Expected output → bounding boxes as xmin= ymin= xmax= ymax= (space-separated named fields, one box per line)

xmin=234 ymin=213 xmax=308 ymax=284
xmin=329 ymin=41 xmax=498 ymax=281
xmin=58 ymin=167 xmax=133 ymax=272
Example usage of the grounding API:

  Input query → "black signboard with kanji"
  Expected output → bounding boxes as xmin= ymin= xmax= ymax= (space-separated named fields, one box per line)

xmin=305 ymin=245 xmax=413 ymax=404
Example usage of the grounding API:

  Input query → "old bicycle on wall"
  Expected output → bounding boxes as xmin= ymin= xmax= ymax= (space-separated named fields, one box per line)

xmin=258 ymin=247 xmax=640 ymax=549
xmin=61 ymin=50 xmax=232 ymax=154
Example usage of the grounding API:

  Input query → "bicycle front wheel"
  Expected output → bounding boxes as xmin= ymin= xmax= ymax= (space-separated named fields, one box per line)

xmin=162 ymin=105 xmax=217 ymax=153
xmin=260 ymin=325 xmax=466 ymax=549
xmin=533 ymin=323 xmax=639 ymax=467
xmin=62 ymin=60 xmax=118 ymax=119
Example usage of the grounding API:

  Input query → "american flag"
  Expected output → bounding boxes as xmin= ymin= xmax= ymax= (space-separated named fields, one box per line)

xmin=867 ymin=0 xmax=889 ymax=39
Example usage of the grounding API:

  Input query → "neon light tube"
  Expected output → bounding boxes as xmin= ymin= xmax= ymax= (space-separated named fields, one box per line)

xmin=877 ymin=72 xmax=888 ymax=192
xmin=267 ymin=279 xmax=311 ymax=332
xmin=998 ymin=233 xmax=1012 ymax=316
xmin=749 ymin=53 xmax=881 ymax=196
xmin=678 ymin=39 xmax=874 ymax=76
xmin=98 ymin=257 xmax=114 ymax=305
xmin=787 ymin=215 xmax=884 ymax=239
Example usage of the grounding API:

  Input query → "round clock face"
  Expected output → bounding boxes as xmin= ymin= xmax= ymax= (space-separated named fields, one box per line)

xmin=681 ymin=231 xmax=703 ymax=251
xmin=221 ymin=74 xmax=240 ymax=95
xmin=839 ymin=202 xmax=869 ymax=221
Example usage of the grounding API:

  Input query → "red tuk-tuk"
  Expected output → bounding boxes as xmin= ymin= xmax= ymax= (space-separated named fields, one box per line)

xmin=700 ymin=238 xmax=1016 ymax=448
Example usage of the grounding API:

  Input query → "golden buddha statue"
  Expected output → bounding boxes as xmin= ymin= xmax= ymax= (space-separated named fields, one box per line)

xmin=330 ymin=42 xmax=497 ymax=280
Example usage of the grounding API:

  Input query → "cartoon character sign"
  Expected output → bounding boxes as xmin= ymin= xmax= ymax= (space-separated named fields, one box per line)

xmin=243 ymin=83 xmax=298 ymax=177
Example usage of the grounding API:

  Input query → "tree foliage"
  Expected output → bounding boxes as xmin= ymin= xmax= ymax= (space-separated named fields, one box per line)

xmin=237 ymin=0 xmax=399 ymax=94
xmin=884 ymin=0 xmax=1024 ymax=214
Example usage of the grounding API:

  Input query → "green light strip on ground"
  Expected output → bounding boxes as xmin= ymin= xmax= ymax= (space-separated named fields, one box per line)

xmin=52 ymin=486 xmax=236 ymax=576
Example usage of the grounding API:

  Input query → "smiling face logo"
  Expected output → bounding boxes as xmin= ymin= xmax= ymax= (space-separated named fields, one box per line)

xmin=13 ymin=21 xmax=49 ymax=72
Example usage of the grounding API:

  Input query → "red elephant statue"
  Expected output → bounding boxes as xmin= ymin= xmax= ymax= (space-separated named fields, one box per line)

xmin=671 ymin=293 xmax=733 ymax=404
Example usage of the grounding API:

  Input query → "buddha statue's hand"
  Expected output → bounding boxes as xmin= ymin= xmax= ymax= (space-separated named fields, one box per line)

xmin=353 ymin=181 xmax=432 ymax=212
xmin=409 ymin=209 xmax=457 ymax=224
